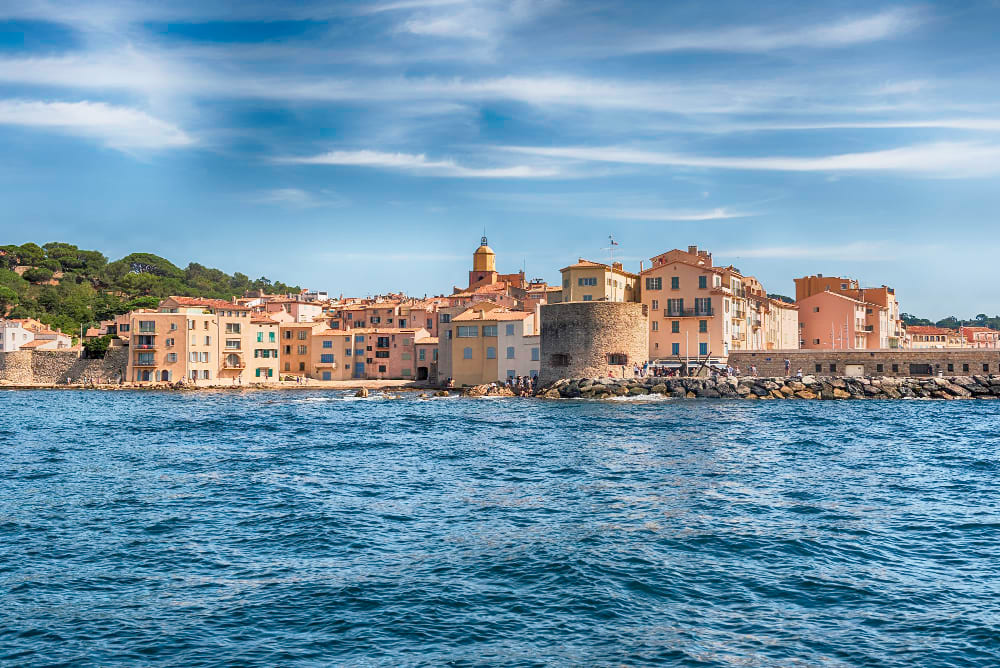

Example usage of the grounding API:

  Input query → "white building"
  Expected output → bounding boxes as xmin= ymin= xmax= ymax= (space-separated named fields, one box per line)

xmin=496 ymin=310 xmax=541 ymax=381
xmin=0 ymin=320 xmax=35 ymax=352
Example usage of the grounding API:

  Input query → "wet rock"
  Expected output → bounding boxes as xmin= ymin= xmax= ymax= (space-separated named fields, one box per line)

xmin=795 ymin=390 xmax=818 ymax=400
xmin=355 ymin=388 xmax=369 ymax=398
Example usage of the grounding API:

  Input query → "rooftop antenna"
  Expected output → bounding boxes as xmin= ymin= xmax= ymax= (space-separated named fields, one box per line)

xmin=482 ymin=227 xmax=488 ymax=246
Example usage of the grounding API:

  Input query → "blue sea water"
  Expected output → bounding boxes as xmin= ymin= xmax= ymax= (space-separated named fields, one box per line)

xmin=1 ymin=390 xmax=999 ymax=667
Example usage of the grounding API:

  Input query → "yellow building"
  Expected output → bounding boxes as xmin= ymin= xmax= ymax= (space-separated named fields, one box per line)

xmin=559 ymin=259 xmax=639 ymax=303
xmin=447 ymin=306 xmax=538 ymax=386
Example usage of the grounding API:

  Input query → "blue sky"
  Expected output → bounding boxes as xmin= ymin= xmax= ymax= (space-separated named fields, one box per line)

xmin=1 ymin=1 xmax=999 ymax=317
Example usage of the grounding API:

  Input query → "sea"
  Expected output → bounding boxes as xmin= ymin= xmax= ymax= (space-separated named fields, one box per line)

xmin=2 ymin=390 xmax=999 ymax=667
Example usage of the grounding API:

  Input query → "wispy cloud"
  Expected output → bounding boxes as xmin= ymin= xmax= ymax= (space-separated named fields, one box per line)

xmin=278 ymin=149 xmax=561 ymax=178
xmin=589 ymin=207 xmax=750 ymax=222
xmin=717 ymin=241 xmax=942 ymax=262
xmin=0 ymin=99 xmax=193 ymax=151
xmin=665 ymin=118 xmax=1000 ymax=134
xmin=252 ymin=188 xmax=348 ymax=208
xmin=501 ymin=142 xmax=1000 ymax=177
xmin=630 ymin=8 xmax=924 ymax=53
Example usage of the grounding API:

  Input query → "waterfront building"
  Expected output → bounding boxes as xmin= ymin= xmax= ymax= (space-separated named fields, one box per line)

xmin=444 ymin=305 xmax=540 ymax=386
xmin=279 ymin=322 xmax=326 ymax=377
xmin=0 ymin=319 xmax=35 ymax=352
xmin=414 ymin=336 xmax=439 ymax=382
xmin=559 ymin=259 xmax=639 ymax=303
xmin=906 ymin=325 xmax=967 ymax=349
xmin=960 ymin=326 xmax=1000 ymax=348
xmin=309 ymin=328 xmax=353 ymax=381
xmin=794 ymin=274 xmax=904 ymax=349
xmin=343 ymin=327 xmax=431 ymax=380
xmin=797 ymin=291 xmax=871 ymax=350
xmin=250 ymin=314 xmax=281 ymax=381
xmin=639 ymin=246 xmax=798 ymax=360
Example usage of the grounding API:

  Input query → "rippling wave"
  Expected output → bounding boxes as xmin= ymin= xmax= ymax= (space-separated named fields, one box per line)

xmin=2 ymin=390 xmax=999 ymax=666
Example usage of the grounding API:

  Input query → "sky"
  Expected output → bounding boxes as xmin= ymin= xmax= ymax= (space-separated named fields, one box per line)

xmin=1 ymin=0 xmax=999 ymax=318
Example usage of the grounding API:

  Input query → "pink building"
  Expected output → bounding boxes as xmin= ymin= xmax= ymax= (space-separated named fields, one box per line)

xmin=960 ymin=326 xmax=1000 ymax=348
xmin=797 ymin=291 xmax=869 ymax=349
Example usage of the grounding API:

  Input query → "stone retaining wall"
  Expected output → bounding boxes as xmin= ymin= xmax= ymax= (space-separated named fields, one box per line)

xmin=539 ymin=374 xmax=1000 ymax=400
xmin=0 ymin=347 xmax=129 ymax=385
xmin=729 ymin=349 xmax=1000 ymax=378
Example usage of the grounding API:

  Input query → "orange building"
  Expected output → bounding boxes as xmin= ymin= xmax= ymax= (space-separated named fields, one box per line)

xmin=794 ymin=274 xmax=904 ymax=349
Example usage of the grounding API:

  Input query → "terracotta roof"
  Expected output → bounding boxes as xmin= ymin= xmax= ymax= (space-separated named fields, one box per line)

xmin=167 ymin=296 xmax=250 ymax=311
xmin=561 ymin=258 xmax=638 ymax=277
xmin=961 ymin=326 xmax=995 ymax=333
xmin=908 ymin=326 xmax=957 ymax=335
xmin=416 ymin=336 xmax=439 ymax=344
xmin=19 ymin=340 xmax=48 ymax=349
xmin=452 ymin=308 xmax=532 ymax=322
xmin=84 ymin=328 xmax=103 ymax=337
xmin=251 ymin=315 xmax=278 ymax=324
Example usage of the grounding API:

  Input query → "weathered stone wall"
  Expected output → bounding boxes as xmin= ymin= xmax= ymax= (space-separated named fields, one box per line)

xmin=0 ymin=347 xmax=129 ymax=384
xmin=539 ymin=302 xmax=648 ymax=385
xmin=729 ymin=349 xmax=1000 ymax=378
xmin=539 ymin=374 xmax=1000 ymax=400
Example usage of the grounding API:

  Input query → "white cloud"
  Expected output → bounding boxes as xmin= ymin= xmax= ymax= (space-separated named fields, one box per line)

xmin=252 ymin=188 xmax=348 ymax=208
xmin=632 ymin=8 xmax=923 ymax=53
xmin=716 ymin=241 xmax=941 ymax=262
xmin=590 ymin=207 xmax=749 ymax=222
xmin=671 ymin=118 xmax=1000 ymax=134
xmin=278 ymin=149 xmax=561 ymax=178
xmin=0 ymin=99 xmax=193 ymax=150
xmin=501 ymin=142 xmax=1000 ymax=177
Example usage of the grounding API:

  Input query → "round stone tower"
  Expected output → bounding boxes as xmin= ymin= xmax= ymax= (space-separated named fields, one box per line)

xmin=538 ymin=301 xmax=649 ymax=384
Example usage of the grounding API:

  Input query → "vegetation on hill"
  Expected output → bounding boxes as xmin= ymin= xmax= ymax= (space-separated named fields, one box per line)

xmin=902 ymin=312 xmax=1000 ymax=330
xmin=0 ymin=242 xmax=301 ymax=339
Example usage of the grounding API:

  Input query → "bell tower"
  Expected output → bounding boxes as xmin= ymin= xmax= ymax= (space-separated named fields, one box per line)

xmin=468 ymin=236 xmax=498 ymax=288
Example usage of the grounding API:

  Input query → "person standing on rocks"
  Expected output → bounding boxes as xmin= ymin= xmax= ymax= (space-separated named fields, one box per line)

xmin=785 ymin=359 xmax=791 ymax=376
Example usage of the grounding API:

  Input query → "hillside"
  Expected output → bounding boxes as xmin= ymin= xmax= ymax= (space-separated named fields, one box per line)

xmin=0 ymin=242 xmax=301 ymax=338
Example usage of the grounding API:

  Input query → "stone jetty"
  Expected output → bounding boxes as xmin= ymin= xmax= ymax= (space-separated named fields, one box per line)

xmin=537 ymin=374 xmax=1000 ymax=400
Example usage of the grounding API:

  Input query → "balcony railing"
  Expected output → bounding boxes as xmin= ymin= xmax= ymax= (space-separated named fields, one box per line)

xmin=665 ymin=308 xmax=714 ymax=318
xmin=223 ymin=359 xmax=245 ymax=369
xmin=134 ymin=344 xmax=157 ymax=350
xmin=137 ymin=328 xmax=156 ymax=334
xmin=133 ymin=358 xmax=156 ymax=367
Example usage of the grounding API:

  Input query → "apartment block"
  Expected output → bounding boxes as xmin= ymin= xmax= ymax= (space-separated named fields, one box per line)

xmin=559 ymin=259 xmax=639 ymax=303
xmin=794 ymin=274 xmax=904 ymax=349
xmin=445 ymin=306 xmax=540 ymax=386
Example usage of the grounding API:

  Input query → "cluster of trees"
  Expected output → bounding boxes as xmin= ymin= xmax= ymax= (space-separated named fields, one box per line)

xmin=0 ymin=242 xmax=300 ymax=339
xmin=901 ymin=313 xmax=1000 ymax=330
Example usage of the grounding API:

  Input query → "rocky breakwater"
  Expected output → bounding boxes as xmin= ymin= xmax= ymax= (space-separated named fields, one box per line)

xmin=537 ymin=374 xmax=1000 ymax=400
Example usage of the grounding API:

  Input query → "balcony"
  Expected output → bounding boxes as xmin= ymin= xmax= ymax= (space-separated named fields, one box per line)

xmin=223 ymin=353 xmax=245 ymax=369
xmin=133 ymin=358 xmax=157 ymax=367
xmin=133 ymin=343 xmax=158 ymax=350
xmin=665 ymin=308 xmax=714 ymax=318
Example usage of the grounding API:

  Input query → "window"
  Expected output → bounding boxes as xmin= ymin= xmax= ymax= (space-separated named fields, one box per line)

xmin=457 ymin=326 xmax=478 ymax=337
xmin=815 ymin=364 xmax=822 ymax=372
xmin=699 ymin=342 xmax=708 ymax=356
xmin=401 ymin=368 xmax=411 ymax=376
xmin=285 ymin=331 xmax=292 ymax=339
xmin=418 ymin=349 xmax=426 ymax=361
xmin=698 ymin=275 xmax=707 ymax=289
xmin=322 ymin=340 xmax=332 ymax=348
xmin=188 ymin=319 xmax=195 ymax=330
xmin=645 ymin=277 xmax=662 ymax=290
xmin=985 ymin=364 xmax=991 ymax=372
xmin=947 ymin=363 xmax=954 ymax=372
xmin=299 ymin=362 xmax=305 ymax=371
xmin=813 ymin=307 xmax=820 ymax=312
xmin=268 ymin=332 xmax=275 ymax=343
xmin=482 ymin=325 xmax=498 ymax=337
xmin=165 ymin=338 xmax=174 ymax=347
xmin=963 ymin=364 xmax=969 ymax=372
xmin=607 ymin=353 xmax=628 ymax=365
xmin=298 ymin=330 xmax=307 ymax=340
xmin=876 ymin=364 xmax=884 ymax=373
xmin=813 ymin=339 xmax=821 ymax=345
xmin=355 ymin=349 xmax=364 ymax=356
xmin=695 ymin=298 xmax=712 ymax=315
xmin=297 ymin=345 xmax=307 ymax=354
xmin=225 ymin=339 xmax=240 ymax=349
xmin=226 ymin=323 xmax=241 ymax=334
xmin=321 ymin=354 xmax=334 ymax=363
xmin=402 ymin=352 xmax=411 ymax=360
xmin=284 ymin=345 xmax=291 ymax=355
xmin=652 ymin=321 xmax=659 ymax=332
xmin=550 ymin=354 xmax=570 ymax=367
xmin=666 ymin=299 xmax=684 ymax=315
xmin=578 ymin=277 xmax=597 ymax=286
xmin=699 ymin=320 xmax=708 ymax=333
xmin=671 ymin=276 xmax=679 ymax=290
xmin=398 ymin=319 xmax=407 ymax=328
xmin=204 ymin=321 xmax=209 ymax=330
xmin=378 ymin=365 xmax=387 ymax=373
xmin=377 ymin=336 xmax=390 ymax=348
xmin=355 ymin=335 xmax=365 ymax=343
xmin=506 ymin=346 xmax=515 ymax=359
xmin=531 ymin=348 xmax=539 ymax=361
xmin=284 ymin=363 xmax=290 ymax=371
xmin=201 ymin=352 xmax=209 ymax=362
xmin=166 ymin=353 xmax=177 ymax=363
xmin=582 ymin=295 xmax=592 ymax=301
xmin=486 ymin=346 xmax=496 ymax=359
xmin=202 ymin=370 xmax=210 ymax=380
xmin=651 ymin=300 xmax=659 ymax=310
xmin=257 ymin=332 xmax=264 ymax=342
xmin=892 ymin=364 xmax=899 ymax=372
xmin=563 ymin=278 xmax=569 ymax=288
xmin=402 ymin=338 xmax=410 ymax=346
xmin=671 ymin=343 xmax=680 ymax=355
xmin=136 ymin=352 xmax=155 ymax=366
xmin=189 ymin=352 xmax=197 ymax=363
xmin=830 ymin=364 xmax=837 ymax=372
xmin=463 ymin=347 xmax=473 ymax=359
xmin=505 ymin=324 xmax=515 ymax=335
xmin=671 ymin=321 xmax=680 ymax=334
xmin=322 ymin=371 xmax=331 ymax=381
xmin=440 ymin=314 xmax=451 ymax=323
xmin=138 ymin=320 xmax=155 ymax=333
xmin=205 ymin=336 xmax=211 ymax=345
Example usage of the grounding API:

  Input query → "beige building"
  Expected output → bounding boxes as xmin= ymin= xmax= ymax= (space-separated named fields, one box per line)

xmin=640 ymin=246 xmax=798 ymax=360
xmin=560 ymin=259 xmax=639 ymax=303
xmin=445 ymin=305 xmax=539 ymax=386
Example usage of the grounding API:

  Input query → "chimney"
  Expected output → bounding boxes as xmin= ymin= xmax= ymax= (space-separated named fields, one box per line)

xmin=688 ymin=245 xmax=698 ymax=255
xmin=612 ymin=261 xmax=622 ymax=270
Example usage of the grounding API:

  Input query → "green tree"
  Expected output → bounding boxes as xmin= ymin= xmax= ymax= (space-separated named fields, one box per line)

xmin=82 ymin=334 xmax=112 ymax=359
xmin=0 ymin=285 xmax=17 ymax=313
xmin=23 ymin=267 xmax=54 ymax=283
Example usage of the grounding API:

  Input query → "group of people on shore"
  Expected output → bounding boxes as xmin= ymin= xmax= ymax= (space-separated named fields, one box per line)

xmin=504 ymin=374 xmax=538 ymax=397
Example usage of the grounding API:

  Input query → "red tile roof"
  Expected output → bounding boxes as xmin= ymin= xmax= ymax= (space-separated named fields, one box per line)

xmin=908 ymin=326 xmax=957 ymax=335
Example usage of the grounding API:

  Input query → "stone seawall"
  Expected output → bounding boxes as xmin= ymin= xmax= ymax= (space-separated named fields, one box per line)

xmin=728 ymin=349 xmax=1000 ymax=378
xmin=539 ymin=374 xmax=1000 ymax=400
xmin=0 ymin=348 xmax=128 ymax=385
